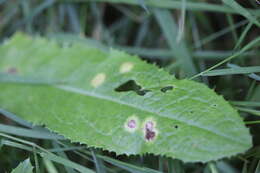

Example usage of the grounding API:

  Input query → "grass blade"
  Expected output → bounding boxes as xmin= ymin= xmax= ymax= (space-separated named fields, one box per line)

xmin=43 ymin=158 xmax=59 ymax=173
xmin=254 ymin=160 xmax=260 ymax=173
xmin=11 ymin=158 xmax=33 ymax=173
xmin=40 ymin=152 xmax=95 ymax=173
xmin=71 ymin=0 xmax=260 ymax=16
xmin=208 ymin=162 xmax=219 ymax=173
xmin=153 ymin=8 xmax=197 ymax=77
xmin=195 ymin=20 xmax=247 ymax=49
xmin=230 ymin=101 xmax=260 ymax=107
xmin=98 ymin=155 xmax=162 ymax=173
xmin=0 ymin=124 xmax=64 ymax=140
xmin=221 ymin=0 xmax=260 ymax=27
xmin=91 ymin=150 xmax=107 ymax=173
xmin=234 ymin=22 xmax=253 ymax=50
xmin=237 ymin=107 xmax=260 ymax=116
xmin=0 ymin=108 xmax=33 ymax=128
xmin=191 ymin=36 xmax=260 ymax=79
xmin=202 ymin=66 xmax=260 ymax=76
xmin=1 ymin=139 xmax=34 ymax=152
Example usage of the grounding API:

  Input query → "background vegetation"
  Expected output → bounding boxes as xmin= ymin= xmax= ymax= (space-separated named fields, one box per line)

xmin=0 ymin=0 xmax=260 ymax=172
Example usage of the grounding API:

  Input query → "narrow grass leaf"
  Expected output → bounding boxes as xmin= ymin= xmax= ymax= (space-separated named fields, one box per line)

xmin=24 ymin=0 xmax=55 ymax=23
xmin=227 ymin=64 xmax=260 ymax=81
xmin=40 ymin=152 xmax=95 ymax=173
xmin=49 ymin=146 xmax=86 ymax=152
xmin=0 ymin=108 xmax=33 ymax=128
xmin=158 ymin=157 xmax=164 ymax=172
xmin=196 ymin=20 xmax=247 ymax=49
xmin=245 ymin=120 xmax=260 ymax=125
xmin=73 ymin=0 xmax=260 ymax=16
xmin=208 ymin=162 xmax=219 ymax=173
xmin=11 ymin=158 xmax=33 ymax=173
xmin=119 ymin=46 xmax=259 ymax=60
xmin=234 ymin=22 xmax=253 ymax=50
xmin=237 ymin=107 xmax=260 ymax=116
xmin=167 ymin=159 xmax=183 ymax=173
xmin=153 ymin=8 xmax=197 ymax=77
xmin=66 ymin=4 xmax=81 ymax=33
xmin=91 ymin=150 xmax=107 ymax=173
xmin=242 ymin=161 xmax=248 ymax=173
xmin=221 ymin=0 xmax=260 ymax=27
xmin=97 ymin=154 xmax=162 ymax=173
xmin=51 ymin=142 xmax=77 ymax=173
xmin=191 ymin=36 xmax=260 ymax=79
xmin=226 ymin=14 xmax=238 ymax=42
xmin=176 ymin=0 xmax=186 ymax=42
xmin=1 ymin=139 xmax=34 ymax=152
xmin=215 ymin=161 xmax=237 ymax=173
xmin=43 ymin=158 xmax=59 ymax=173
xmin=230 ymin=101 xmax=260 ymax=107
xmin=0 ymin=0 xmax=8 ymax=4
xmin=255 ymin=160 xmax=260 ymax=173
xmin=60 ymin=143 xmax=160 ymax=173
xmin=202 ymin=66 xmax=260 ymax=76
xmin=194 ymin=50 xmax=259 ymax=60
xmin=0 ymin=124 xmax=64 ymax=140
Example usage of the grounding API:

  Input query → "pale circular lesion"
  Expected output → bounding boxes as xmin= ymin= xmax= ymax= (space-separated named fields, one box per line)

xmin=124 ymin=115 xmax=139 ymax=133
xmin=119 ymin=62 xmax=134 ymax=74
xmin=91 ymin=73 xmax=106 ymax=88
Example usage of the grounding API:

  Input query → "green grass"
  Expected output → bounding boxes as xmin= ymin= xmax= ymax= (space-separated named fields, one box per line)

xmin=0 ymin=0 xmax=260 ymax=172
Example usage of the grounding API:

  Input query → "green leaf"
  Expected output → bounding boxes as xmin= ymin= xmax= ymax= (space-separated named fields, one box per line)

xmin=0 ymin=33 xmax=252 ymax=162
xmin=11 ymin=158 xmax=33 ymax=173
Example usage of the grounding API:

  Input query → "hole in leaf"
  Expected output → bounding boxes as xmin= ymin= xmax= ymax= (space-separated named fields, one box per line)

xmin=115 ymin=80 xmax=150 ymax=96
xmin=160 ymin=86 xmax=173 ymax=93
xmin=136 ymin=89 xmax=151 ymax=96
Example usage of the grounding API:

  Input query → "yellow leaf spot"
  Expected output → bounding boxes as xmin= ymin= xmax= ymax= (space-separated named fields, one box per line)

xmin=91 ymin=73 xmax=106 ymax=88
xmin=120 ymin=62 xmax=134 ymax=73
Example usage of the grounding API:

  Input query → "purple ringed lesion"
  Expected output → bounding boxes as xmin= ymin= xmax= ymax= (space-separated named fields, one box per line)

xmin=143 ymin=118 xmax=158 ymax=142
xmin=124 ymin=116 xmax=159 ymax=142
xmin=124 ymin=115 xmax=139 ymax=133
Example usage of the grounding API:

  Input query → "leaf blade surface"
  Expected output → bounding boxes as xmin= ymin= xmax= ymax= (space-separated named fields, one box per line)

xmin=0 ymin=33 xmax=252 ymax=162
